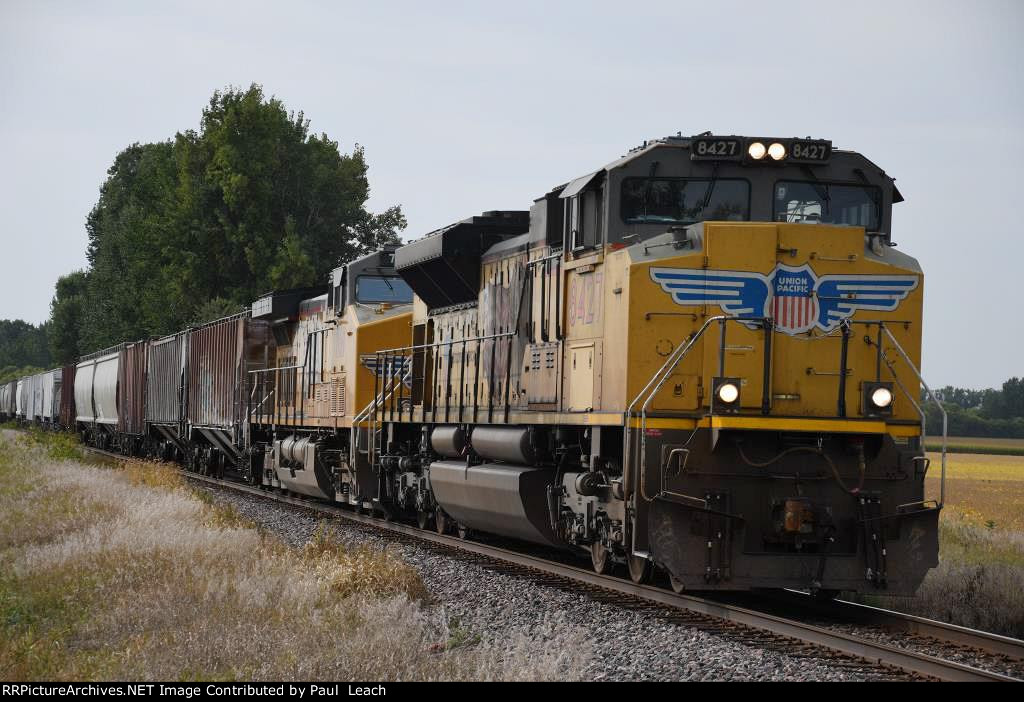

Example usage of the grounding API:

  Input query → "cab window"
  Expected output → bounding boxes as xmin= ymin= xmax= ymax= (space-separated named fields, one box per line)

xmin=355 ymin=276 xmax=413 ymax=304
xmin=774 ymin=181 xmax=881 ymax=230
xmin=620 ymin=178 xmax=749 ymax=225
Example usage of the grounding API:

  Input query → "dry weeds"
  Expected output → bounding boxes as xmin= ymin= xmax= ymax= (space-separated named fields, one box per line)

xmin=865 ymin=451 xmax=1024 ymax=637
xmin=0 ymin=433 xmax=589 ymax=681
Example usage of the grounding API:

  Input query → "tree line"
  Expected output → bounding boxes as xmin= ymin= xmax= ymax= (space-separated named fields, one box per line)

xmin=0 ymin=320 xmax=52 ymax=384
xmin=926 ymin=378 xmax=1024 ymax=438
xmin=8 ymin=83 xmax=405 ymax=369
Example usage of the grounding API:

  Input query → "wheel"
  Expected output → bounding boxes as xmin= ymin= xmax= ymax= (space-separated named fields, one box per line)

xmin=627 ymin=553 xmax=653 ymax=585
xmin=590 ymin=541 xmax=613 ymax=575
xmin=435 ymin=510 xmax=449 ymax=535
xmin=417 ymin=509 xmax=431 ymax=530
xmin=669 ymin=574 xmax=685 ymax=594
xmin=456 ymin=523 xmax=470 ymax=540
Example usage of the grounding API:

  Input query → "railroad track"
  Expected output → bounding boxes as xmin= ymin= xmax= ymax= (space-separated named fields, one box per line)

xmin=84 ymin=446 xmax=1023 ymax=682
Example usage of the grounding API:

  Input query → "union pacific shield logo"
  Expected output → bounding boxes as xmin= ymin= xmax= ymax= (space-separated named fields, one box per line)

xmin=650 ymin=263 xmax=918 ymax=336
xmin=359 ymin=354 xmax=413 ymax=388
xmin=771 ymin=265 xmax=817 ymax=334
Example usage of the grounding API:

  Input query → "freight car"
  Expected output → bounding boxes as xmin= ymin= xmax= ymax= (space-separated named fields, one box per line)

xmin=145 ymin=331 xmax=187 ymax=460
xmin=16 ymin=377 xmax=27 ymax=421
xmin=184 ymin=313 xmax=273 ymax=479
xmin=0 ymin=380 xmax=17 ymax=421
xmin=75 ymin=346 xmax=123 ymax=450
xmin=73 ymin=343 xmax=146 ymax=452
xmin=9 ymin=369 xmax=63 ymax=427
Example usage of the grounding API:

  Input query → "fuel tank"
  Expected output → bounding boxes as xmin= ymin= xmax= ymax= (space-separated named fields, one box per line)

xmin=470 ymin=426 xmax=543 ymax=464
xmin=427 ymin=460 xmax=560 ymax=546
xmin=273 ymin=436 xmax=334 ymax=500
xmin=430 ymin=425 xmax=468 ymax=458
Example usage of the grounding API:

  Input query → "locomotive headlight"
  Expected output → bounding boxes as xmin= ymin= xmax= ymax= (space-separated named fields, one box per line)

xmin=863 ymin=382 xmax=894 ymax=417
xmin=747 ymin=141 xmax=767 ymax=160
xmin=768 ymin=142 xmax=787 ymax=160
xmin=718 ymin=383 xmax=739 ymax=404
xmin=871 ymin=387 xmax=893 ymax=408
xmin=712 ymin=377 xmax=741 ymax=413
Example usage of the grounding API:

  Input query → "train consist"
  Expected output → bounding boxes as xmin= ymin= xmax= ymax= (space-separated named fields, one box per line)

xmin=3 ymin=134 xmax=946 ymax=597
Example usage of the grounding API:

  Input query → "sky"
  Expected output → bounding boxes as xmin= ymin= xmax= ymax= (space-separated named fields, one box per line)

xmin=0 ymin=0 xmax=1021 ymax=388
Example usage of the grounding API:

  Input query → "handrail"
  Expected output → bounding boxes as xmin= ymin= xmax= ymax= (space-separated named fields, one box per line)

xmin=349 ymin=358 xmax=412 ymax=473
xmin=622 ymin=315 xmax=720 ymax=503
xmin=623 ymin=316 xmax=770 ymax=509
xmin=373 ymin=331 xmax=514 ymax=356
xmin=877 ymin=325 xmax=947 ymax=507
xmin=622 ymin=315 xmax=733 ymax=555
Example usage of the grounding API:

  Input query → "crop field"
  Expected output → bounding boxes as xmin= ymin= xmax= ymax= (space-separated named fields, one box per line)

xmin=923 ymin=436 xmax=1024 ymax=456
xmin=925 ymin=452 xmax=1024 ymax=531
xmin=867 ymin=451 xmax=1024 ymax=637
xmin=0 ymin=430 xmax=585 ymax=681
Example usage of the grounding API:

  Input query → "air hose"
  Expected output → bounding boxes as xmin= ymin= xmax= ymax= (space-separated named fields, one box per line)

xmin=736 ymin=443 xmax=865 ymax=495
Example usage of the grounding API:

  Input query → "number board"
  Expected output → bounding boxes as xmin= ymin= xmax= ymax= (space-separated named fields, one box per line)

xmin=788 ymin=140 xmax=832 ymax=163
xmin=690 ymin=137 xmax=743 ymax=161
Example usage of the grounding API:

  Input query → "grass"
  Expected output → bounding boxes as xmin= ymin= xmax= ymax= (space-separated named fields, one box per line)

xmin=861 ymin=451 xmax=1024 ymax=637
xmin=0 ymin=430 xmax=589 ymax=681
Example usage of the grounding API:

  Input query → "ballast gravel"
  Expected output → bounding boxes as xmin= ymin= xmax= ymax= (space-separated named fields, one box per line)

xmin=196 ymin=484 xmax=906 ymax=681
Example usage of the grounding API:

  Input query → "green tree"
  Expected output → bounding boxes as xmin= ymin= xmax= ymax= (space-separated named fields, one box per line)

xmin=935 ymin=385 xmax=987 ymax=411
xmin=74 ymin=83 xmax=405 ymax=352
xmin=268 ymin=218 xmax=317 ymax=290
xmin=0 ymin=320 xmax=52 ymax=369
xmin=190 ymin=297 xmax=245 ymax=326
xmin=996 ymin=377 xmax=1024 ymax=419
xmin=48 ymin=270 xmax=90 ymax=365
xmin=82 ymin=141 xmax=178 ymax=350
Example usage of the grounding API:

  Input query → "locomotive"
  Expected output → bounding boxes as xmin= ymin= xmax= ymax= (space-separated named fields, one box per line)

xmin=6 ymin=133 xmax=944 ymax=597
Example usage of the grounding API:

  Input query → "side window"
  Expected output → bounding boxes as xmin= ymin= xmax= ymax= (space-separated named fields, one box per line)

xmin=334 ymin=273 xmax=346 ymax=317
xmin=569 ymin=196 xmax=583 ymax=250
xmin=569 ymin=189 xmax=603 ymax=251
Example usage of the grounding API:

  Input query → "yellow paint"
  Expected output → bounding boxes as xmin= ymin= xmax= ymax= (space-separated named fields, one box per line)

xmin=708 ymin=415 xmax=888 ymax=434
xmin=393 ymin=221 xmax=924 ymax=447
xmin=620 ymin=221 xmax=923 ymax=443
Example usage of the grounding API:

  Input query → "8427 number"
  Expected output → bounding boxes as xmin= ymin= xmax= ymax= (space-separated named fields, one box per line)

xmin=692 ymin=138 xmax=741 ymax=159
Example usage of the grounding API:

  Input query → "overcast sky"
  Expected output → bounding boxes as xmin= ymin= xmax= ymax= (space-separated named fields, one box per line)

xmin=1 ymin=0 xmax=1020 ymax=388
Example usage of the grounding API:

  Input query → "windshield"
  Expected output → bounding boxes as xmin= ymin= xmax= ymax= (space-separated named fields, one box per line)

xmin=355 ymin=276 xmax=413 ymax=304
xmin=621 ymin=178 xmax=749 ymax=225
xmin=774 ymin=181 xmax=881 ymax=230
